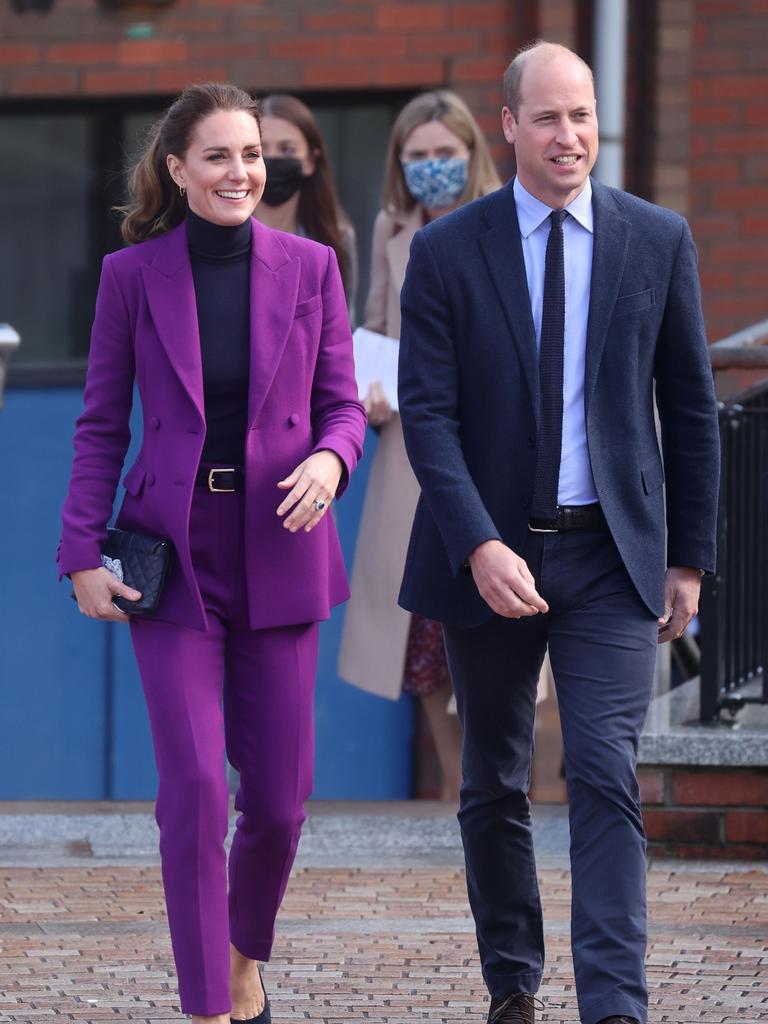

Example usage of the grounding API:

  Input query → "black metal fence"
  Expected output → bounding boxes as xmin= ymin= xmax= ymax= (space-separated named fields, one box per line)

xmin=699 ymin=380 xmax=768 ymax=722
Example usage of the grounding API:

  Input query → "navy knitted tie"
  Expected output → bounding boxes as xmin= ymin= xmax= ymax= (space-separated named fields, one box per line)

xmin=531 ymin=209 xmax=567 ymax=519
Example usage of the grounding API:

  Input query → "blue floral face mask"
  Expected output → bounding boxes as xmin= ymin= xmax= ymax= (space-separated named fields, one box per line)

xmin=402 ymin=157 xmax=469 ymax=209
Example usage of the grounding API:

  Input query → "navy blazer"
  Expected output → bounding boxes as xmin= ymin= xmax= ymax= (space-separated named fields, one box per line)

xmin=397 ymin=179 xmax=720 ymax=625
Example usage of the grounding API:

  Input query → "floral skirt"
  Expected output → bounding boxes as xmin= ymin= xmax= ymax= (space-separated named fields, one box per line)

xmin=402 ymin=613 xmax=452 ymax=696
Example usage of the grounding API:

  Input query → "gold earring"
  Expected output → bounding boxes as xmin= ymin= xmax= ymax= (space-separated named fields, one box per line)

xmin=179 ymin=185 xmax=186 ymax=197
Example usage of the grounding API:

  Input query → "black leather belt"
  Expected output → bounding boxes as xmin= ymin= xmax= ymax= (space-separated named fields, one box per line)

xmin=195 ymin=466 xmax=245 ymax=493
xmin=528 ymin=503 xmax=606 ymax=532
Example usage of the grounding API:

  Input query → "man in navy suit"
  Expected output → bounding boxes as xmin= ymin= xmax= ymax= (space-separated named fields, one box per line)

xmin=398 ymin=42 xmax=720 ymax=1024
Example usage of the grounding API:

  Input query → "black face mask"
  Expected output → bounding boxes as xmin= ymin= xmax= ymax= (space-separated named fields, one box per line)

xmin=261 ymin=157 xmax=306 ymax=207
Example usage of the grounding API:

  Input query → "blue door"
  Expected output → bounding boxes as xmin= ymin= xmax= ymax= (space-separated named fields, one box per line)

xmin=0 ymin=388 xmax=413 ymax=799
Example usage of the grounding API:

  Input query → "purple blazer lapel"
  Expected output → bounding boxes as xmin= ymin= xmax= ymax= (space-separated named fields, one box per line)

xmin=138 ymin=218 xmax=301 ymax=430
xmin=139 ymin=223 xmax=205 ymax=422
xmin=247 ymin=218 xmax=301 ymax=429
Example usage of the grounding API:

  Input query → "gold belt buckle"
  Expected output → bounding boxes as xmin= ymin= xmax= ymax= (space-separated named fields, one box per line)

xmin=208 ymin=468 xmax=235 ymax=493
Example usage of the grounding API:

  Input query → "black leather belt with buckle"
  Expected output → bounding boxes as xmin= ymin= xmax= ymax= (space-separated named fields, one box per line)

xmin=195 ymin=466 xmax=245 ymax=493
xmin=528 ymin=503 xmax=606 ymax=533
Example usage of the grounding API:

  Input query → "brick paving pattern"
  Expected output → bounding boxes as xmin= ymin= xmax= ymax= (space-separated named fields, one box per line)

xmin=1 ymin=862 xmax=767 ymax=1023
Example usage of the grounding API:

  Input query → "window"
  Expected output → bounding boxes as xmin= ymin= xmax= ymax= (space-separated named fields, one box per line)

xmin=1 ymin=93 xmax=405 ymax=382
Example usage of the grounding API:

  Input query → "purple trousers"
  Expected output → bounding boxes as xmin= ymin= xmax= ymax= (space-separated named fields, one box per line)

xmin=130 ymin=486 xmax=318 ymax=1015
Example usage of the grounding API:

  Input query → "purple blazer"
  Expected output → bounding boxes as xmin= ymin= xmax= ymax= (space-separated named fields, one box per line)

xmin=58 ymin=218 xmax=367 ymax=631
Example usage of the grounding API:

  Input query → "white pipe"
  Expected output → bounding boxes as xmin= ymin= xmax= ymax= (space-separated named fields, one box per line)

xmin=592 ymin=0 xmax=628 ymax=188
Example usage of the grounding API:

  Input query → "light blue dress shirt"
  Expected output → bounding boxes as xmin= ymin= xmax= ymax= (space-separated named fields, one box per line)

xmin=513 ymin=176 xmax=598 ymax=507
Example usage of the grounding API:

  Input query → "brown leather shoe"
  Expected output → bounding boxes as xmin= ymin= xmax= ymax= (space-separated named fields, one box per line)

xmin=487 ymin=993 xmax=543 ymax=1024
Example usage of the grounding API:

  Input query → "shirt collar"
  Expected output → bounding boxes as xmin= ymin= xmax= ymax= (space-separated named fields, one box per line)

xmin=513 ymin=176 xmax=594 ymax=237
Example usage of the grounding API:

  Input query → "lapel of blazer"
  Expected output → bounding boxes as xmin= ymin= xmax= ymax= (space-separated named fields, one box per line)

xmin=138 ymin=218 xmax=301 ymax=431
xmin=246 ymin=218 xmax=300 ymax=430
xmin=478 ymin=181 xmax=540 ymax=424
xmin=140 ymin=222 xmax=205 ymax=422
xmin=584 ymin=181 xmax=632 ymax=413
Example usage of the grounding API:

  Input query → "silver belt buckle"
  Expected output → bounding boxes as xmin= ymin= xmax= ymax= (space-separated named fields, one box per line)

xmin=528 ymin=523 xmax=558 ymax=533
xmin=208 ymin=468 xmax=235 ymax=493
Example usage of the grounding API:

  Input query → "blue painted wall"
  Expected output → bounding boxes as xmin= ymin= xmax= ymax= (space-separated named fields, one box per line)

xmin=0 ymin=387 xmax=413 ymax=799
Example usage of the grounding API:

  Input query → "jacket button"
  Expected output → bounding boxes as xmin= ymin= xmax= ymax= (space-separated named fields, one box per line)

xmin=150 ymin=416 xmax=160 ymax=430
xmin=147 ymin=473 xmax=156 ymax=487
xmin=289 ymin=413 xmax=300 ymax=426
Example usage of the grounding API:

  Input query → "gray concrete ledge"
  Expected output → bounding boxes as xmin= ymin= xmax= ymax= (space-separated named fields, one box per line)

xmin=639 ymin=676 xmax=768 ymax=766
xmin=0 ymin=801 xmax=571 ymax=869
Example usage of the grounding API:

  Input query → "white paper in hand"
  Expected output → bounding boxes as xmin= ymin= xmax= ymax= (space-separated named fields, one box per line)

xmin=352 ymin=327 xmax=399 ymax=413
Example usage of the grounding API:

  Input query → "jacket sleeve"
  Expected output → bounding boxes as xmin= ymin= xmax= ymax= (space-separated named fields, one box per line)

xmin=653 ymin=217 xmax=720 ymax=573
xmin=310 ymin=245 xmax=367 ymax=497
xmin=398 ymin=229 xmax=502 ymax=575
xmin=57 ymin=254 xmax=135 ymax=579
xmin=363 ymin=209 xmax=394 ymax=335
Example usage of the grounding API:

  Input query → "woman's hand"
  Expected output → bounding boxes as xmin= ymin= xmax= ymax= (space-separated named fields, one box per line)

xmin=364 ymin=381 xmax=394 ymax=427
xmin=71 ymin=567 xmax=142 ymax=623
xmin=277 ymin=450 xmax=343 ymax=533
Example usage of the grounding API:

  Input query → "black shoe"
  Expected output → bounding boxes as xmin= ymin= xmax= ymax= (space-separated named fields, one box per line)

xmin=488 ymin=993 xmax=543 ymax=1024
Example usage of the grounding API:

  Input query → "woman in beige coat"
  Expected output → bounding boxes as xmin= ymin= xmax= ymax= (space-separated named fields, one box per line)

xmin=338 ymin=91 xmax=501 ymax=801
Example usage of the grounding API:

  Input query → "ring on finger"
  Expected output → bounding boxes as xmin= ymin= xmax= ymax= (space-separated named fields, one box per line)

xmin=312 ymin=497 xmax=328 ymax=512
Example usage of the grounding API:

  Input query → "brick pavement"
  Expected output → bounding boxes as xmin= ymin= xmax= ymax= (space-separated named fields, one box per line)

xmin=0 ymin=810 xmax=766 ymax=1023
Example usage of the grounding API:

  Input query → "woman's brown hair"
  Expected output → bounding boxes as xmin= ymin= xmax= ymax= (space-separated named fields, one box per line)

xmin=260 ymin=94 xmax=352 ymax=291
xmin=119 ymin=82 xmax=261 ymax=245
xmin=381 ymin=90 xmax=501 ymax=216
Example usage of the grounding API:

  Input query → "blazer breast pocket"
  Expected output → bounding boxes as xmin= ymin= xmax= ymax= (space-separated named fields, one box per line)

xmin=293 ymin=294 xmax=322 ymax=320
xmin=613 ymin=288 xmax=656 ymax=318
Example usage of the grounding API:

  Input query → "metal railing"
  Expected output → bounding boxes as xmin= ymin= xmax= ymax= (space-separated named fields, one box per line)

xmin=699 ymin=320 xmax=768 ymax=722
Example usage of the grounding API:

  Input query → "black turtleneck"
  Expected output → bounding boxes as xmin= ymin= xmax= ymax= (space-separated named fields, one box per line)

xmin=186 ymin=208 xmax=252 ymax=465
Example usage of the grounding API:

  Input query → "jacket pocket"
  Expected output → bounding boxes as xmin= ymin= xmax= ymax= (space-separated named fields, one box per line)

xmin=641 ymin=456 xmax=665 ymax=495
xmin=122 ymin=462 xmax=147 ymax=497
xmin=613 ymin=288 xmax=656 ymax=318
xmin=293 ymin=294 xmax=322 ymax=319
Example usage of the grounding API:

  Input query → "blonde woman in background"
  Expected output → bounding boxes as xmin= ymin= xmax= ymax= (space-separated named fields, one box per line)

xmin=339 ymin=90 xmax=501 ymax=802
xmin=255 ymin=93 xmax=358 ymax=320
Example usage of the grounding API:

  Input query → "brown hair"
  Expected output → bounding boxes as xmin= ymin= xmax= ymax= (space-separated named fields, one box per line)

xmin=260 ymin=94 xmax=352 ymax=291
xmin=119 ymin=81 xmax=261 ymax=245
xmin=503 ymin=41 xmax=595 ymax=120
xmin=381 ymin=89 xmax=501 ymax=216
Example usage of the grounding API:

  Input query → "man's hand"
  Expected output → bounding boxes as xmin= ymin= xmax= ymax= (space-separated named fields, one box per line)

xmin=468 ymin=539 xmax=549 ymax=619
xmin=657 ymin=566 xmax=702 ymax=643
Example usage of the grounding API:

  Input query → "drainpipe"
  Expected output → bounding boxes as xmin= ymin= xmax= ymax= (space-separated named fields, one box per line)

xmin=592 ymin=0 xmax=628 ymax=188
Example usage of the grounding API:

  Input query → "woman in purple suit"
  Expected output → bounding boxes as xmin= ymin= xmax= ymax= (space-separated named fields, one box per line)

xmin=58 ymin=83 xmax=366 ymax=1024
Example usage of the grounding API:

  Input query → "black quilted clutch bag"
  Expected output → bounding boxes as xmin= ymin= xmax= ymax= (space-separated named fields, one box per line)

xmin=104 ymin=528 xmax=174 ymax=615
xmin=71 ymin=528 xmax=174 ymax=616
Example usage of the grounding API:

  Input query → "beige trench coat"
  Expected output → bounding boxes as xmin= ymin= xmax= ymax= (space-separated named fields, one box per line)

xmin=338 ymin=207 xmax=425 ymax=699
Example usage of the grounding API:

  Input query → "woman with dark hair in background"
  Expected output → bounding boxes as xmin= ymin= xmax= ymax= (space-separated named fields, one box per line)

xmin=339 ymin=90 xmax=501 ymax=803
xmin=58 ymin=82 xmax=366 ymax=1024
xmin=255 ymin=93 xmax=358 ymax=321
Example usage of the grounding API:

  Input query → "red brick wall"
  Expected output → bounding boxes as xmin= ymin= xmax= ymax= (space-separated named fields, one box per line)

xmin=640 ymin=765 xmax=768 ymax=860
xmin=688 ymin=0 xmax=768 ymax=342
xmin=0 ymin=0 xmax=532 ymax=176
xmin=2 ymin=0 xmax=765 ymax=342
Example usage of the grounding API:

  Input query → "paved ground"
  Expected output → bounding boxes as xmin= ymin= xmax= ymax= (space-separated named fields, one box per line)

xmin=0 ymin=803 xmax=766 ymax=1023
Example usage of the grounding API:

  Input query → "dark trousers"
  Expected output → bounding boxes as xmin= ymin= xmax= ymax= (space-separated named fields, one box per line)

xmin=130 ymin=488 xmax=318 ymax=1016
xmin=443 ymin=528 xmax=657 ymax=1024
